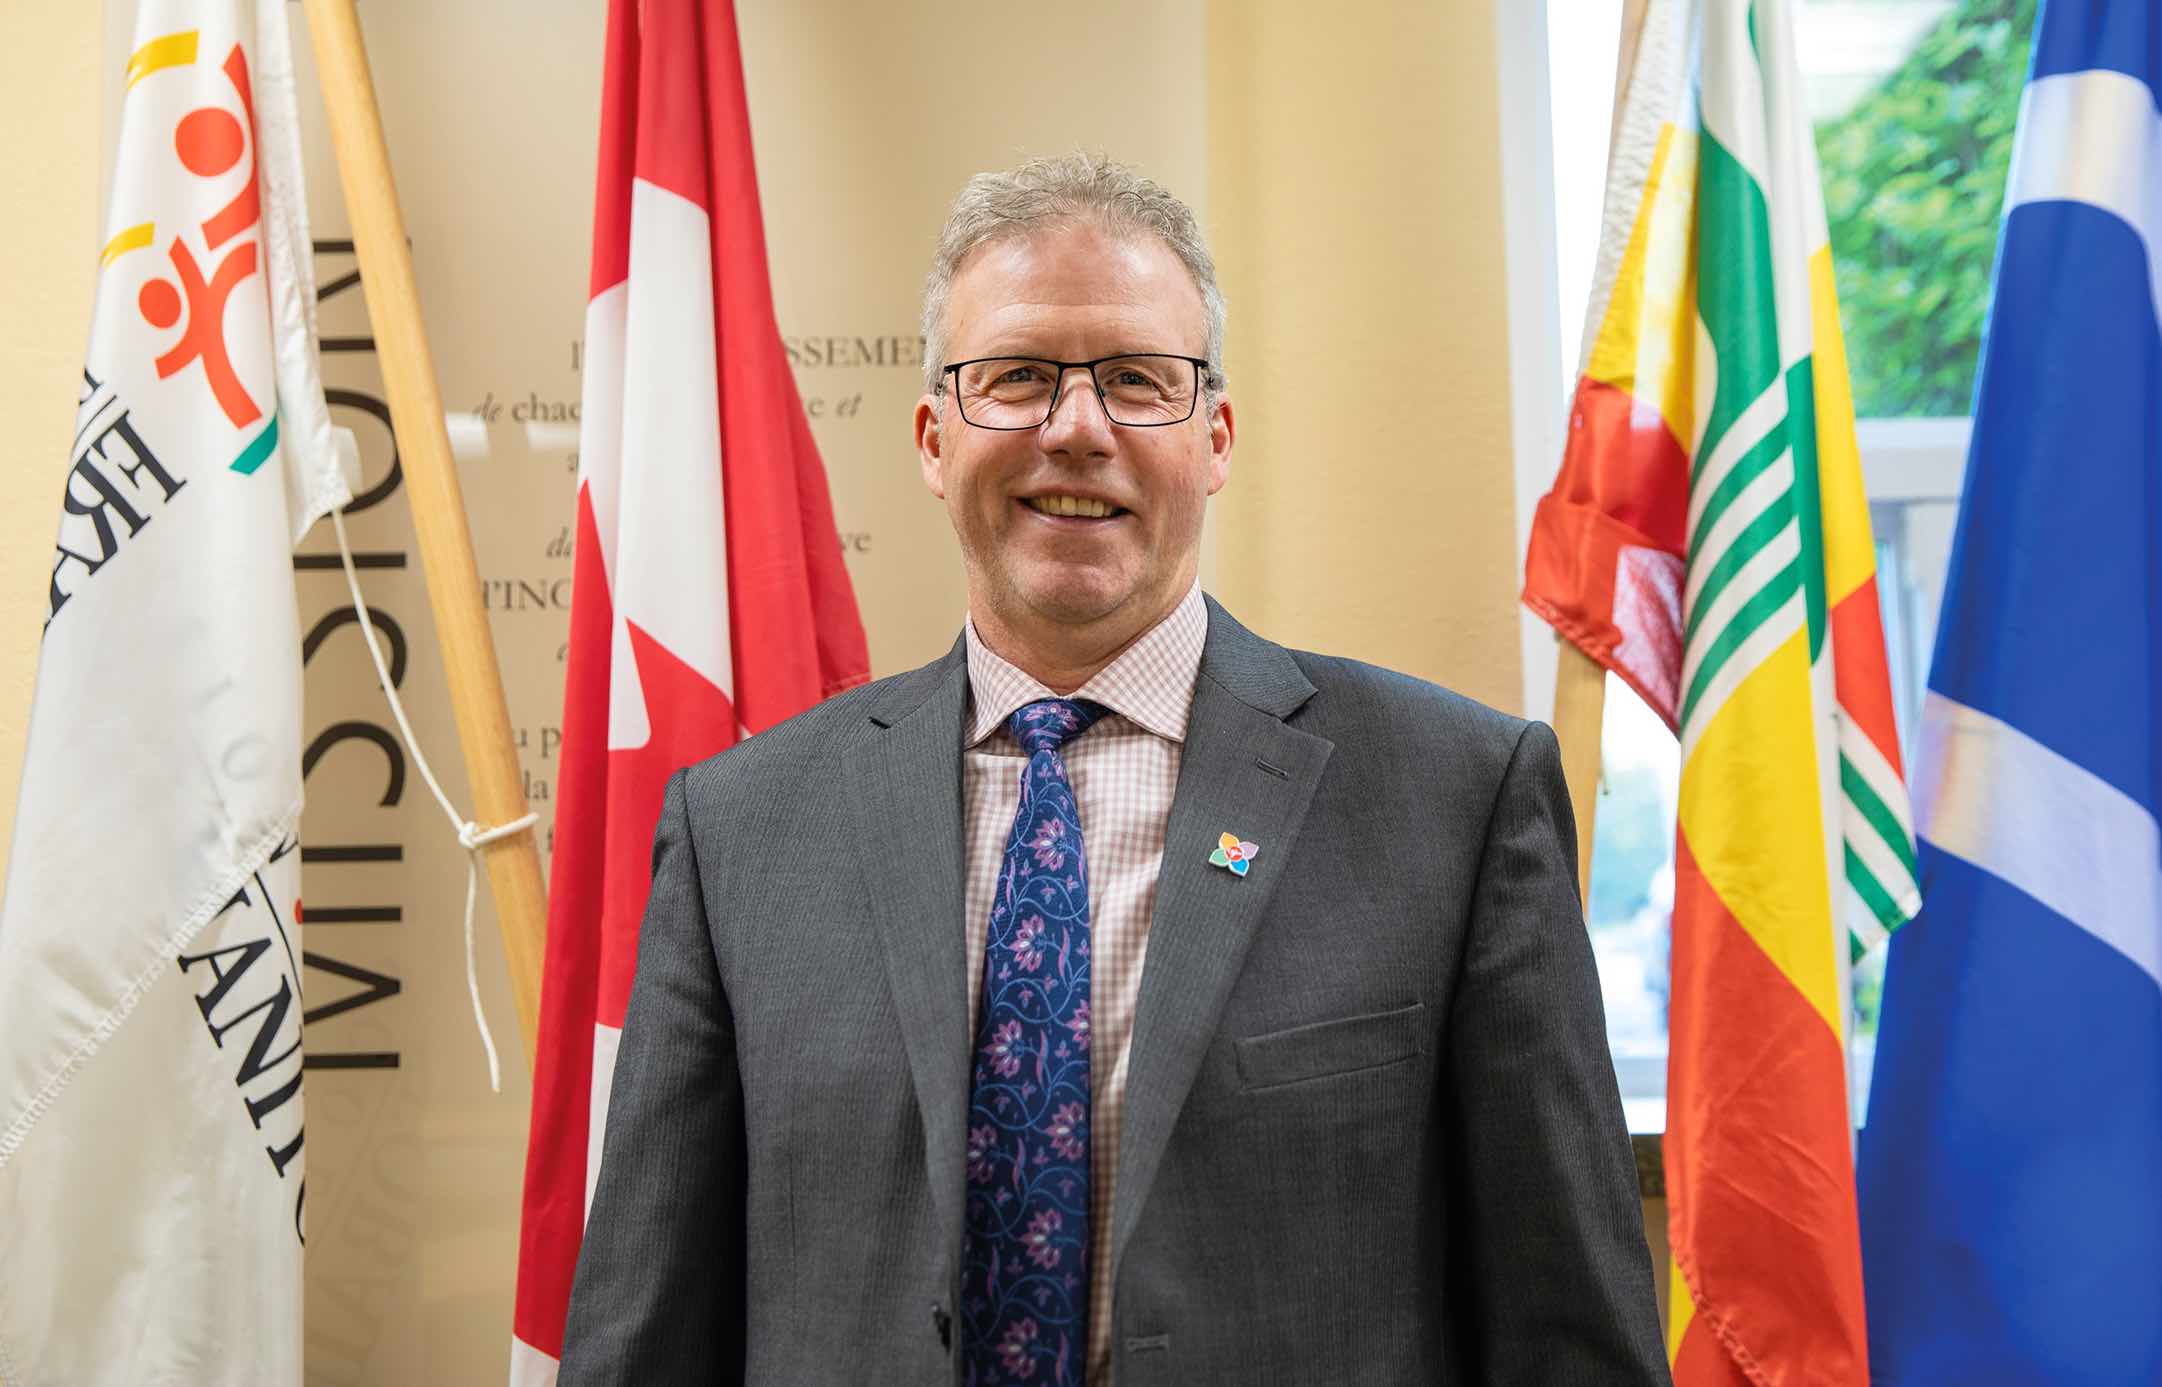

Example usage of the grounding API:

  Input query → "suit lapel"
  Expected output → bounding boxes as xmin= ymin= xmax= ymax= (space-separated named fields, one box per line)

xmin=846 ymin=608 xmax=1336 ymax=1283
xmin=1111 ymin=601 xmax=1334 ymax=1279
xmin=845 ymin=639 xmax=972 ymax=1256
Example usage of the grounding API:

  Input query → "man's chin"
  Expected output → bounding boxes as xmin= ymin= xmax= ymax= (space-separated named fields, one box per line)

xmin=1010 ymin=572 xmax=1147 ymax=632
xmin=1021 ymin=588 xmax=1127 ymax=629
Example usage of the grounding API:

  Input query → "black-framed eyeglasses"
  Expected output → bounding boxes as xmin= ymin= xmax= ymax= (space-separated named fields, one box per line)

xmin=940 ymin=353 xmax=1212 ymax=429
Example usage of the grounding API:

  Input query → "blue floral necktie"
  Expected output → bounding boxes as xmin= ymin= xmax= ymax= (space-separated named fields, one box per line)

xmin=962 ymin=697 xmax=1107 ymax=1385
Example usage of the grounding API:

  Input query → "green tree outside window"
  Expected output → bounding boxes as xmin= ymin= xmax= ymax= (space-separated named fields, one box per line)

xmin=1815 ymin=0 xmax=2037 ymax=419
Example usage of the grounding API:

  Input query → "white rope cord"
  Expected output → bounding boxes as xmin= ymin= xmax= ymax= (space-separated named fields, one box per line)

xmin=330 ymin=507 xmax=532 ymax=1093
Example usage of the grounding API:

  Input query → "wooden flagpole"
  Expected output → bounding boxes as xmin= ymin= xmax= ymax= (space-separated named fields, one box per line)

xmin=301 ymin=0 xmax=547 ymax=1059
xmin=1555 ymin=644 xmax=1609 ymax=904
xmin=1551 ymin=0 xmax=1651 ymax=906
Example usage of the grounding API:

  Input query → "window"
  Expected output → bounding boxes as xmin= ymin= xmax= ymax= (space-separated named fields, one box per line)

xmin=1545 ymin=0 xmax=2030 ymax=1131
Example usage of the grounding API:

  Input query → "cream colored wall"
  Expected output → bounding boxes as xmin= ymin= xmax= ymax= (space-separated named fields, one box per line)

xmin=6 ymin=2 xmax=1660 ymax=1377
xmin=5 ymin=0 xmax=1553 ymax=947
xmin=0 ymin=0 xmax=1551 ymax=945
xmin=0 ymin=7 xmax=102 ymax=886
xmin=1206 ymin=0 xmax=1528 ymax=713
xmin=736 ymin=0 xmax=1212 ymax=677
xmin=1205 ymin=2 xmax=1671 ymax=1321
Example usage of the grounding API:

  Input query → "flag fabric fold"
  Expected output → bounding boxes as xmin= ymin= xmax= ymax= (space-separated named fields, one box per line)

xmin=1858 ymin=4 xmax=2162 ymax=1382
xmin=1523 ymin=1 xmax=1920 ymax=1382
xmin=511 ymin=1 xmax=871 ymax=1378
xmin=0 ymin=1 xmax=353 ymax=1381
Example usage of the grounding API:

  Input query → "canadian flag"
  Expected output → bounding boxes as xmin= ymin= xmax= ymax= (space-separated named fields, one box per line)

xmin=510 ymin=1 xmax=870 ymax=1379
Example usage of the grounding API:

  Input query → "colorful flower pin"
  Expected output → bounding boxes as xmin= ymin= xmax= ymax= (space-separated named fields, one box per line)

xmin=1209 ymin=832 xmax=1260 ymax=877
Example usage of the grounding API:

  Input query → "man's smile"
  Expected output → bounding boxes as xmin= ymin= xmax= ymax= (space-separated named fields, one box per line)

xmin=1018 ymin=493 xmax=1129 ymax=521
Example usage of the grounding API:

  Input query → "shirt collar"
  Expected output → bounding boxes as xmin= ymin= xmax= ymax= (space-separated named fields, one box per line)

xmin=963 ymin=581 xmax=1206 ymax=748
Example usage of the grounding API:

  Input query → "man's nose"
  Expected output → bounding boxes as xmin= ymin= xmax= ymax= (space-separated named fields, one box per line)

xmin=1039 ymin=366 xmax=1116 ymax=453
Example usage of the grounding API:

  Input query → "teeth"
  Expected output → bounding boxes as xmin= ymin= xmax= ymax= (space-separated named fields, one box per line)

xmin=1029 ymin=495 xmax=1114 ymax=518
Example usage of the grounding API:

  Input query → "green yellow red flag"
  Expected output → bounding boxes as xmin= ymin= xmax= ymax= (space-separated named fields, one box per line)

xmin=1524 ymin=1 xmax=1921 ymax=1381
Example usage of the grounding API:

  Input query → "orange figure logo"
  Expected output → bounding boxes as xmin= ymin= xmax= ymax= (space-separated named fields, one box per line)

xmin=136 ymin=44 xmax=264 ymax=430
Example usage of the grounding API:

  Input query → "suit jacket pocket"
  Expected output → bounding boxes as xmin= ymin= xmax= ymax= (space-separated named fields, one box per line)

xmin=1236 ymin=1000 xmax=1427 ymax=1091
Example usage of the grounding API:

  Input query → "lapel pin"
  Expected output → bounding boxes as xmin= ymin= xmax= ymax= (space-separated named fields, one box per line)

xmin=1209 ymin=832 xmax=1260 ymax=877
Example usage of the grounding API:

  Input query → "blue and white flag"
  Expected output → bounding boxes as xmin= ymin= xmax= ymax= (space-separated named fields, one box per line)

xmin=1856 ymin=3 xmax=2162 ymax=1383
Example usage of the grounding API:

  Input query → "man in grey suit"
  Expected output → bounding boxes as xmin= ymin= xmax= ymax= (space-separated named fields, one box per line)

xmin=562 ymin=154 xmax=1668 ymax=1386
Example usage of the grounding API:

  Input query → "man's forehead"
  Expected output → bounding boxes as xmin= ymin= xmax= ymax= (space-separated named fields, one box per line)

xmin=946 ymin=223 xmax=1205 ymax=351
xmin=961 ymin=222 xmax=1168 ymax=287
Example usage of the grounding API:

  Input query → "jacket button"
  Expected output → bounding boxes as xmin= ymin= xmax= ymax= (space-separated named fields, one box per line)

xmin=930 ymin=1302 xmax=952 ymax=1350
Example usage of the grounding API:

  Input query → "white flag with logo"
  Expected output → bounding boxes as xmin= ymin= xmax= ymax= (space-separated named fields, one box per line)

xmin=0 ymin=1 xmax=354 ymax=1381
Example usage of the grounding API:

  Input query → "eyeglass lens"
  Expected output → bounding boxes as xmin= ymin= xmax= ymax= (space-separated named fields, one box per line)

xmin=953 ymin=356 xmax=1198 ymax=428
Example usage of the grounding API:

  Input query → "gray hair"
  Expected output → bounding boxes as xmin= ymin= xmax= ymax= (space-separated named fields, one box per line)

xmin=920 ymin=152 xmax=1227 ymax=399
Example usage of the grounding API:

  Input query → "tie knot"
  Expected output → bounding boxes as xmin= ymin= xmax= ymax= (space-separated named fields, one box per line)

xmin=1008 ymin=698 xmax=1106 ymax=754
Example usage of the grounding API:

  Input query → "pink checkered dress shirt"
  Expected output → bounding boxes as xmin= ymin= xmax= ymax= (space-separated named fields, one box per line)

xmin=961 ymin=581 xmax=1206 ymax=1387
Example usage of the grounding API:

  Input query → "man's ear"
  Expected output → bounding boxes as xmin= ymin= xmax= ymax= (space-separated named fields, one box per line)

xmin=914 ymin=394 xmax=947 ymax=499
xmin=1205 ymin=394 xmax=1234 ymax=496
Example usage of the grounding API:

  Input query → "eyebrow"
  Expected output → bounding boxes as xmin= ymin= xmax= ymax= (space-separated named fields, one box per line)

xmin=958 ymin=345 xmax=1206 ymax=360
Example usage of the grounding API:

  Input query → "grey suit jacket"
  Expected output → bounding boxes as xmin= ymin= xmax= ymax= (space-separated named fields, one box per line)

xmin=562 ymin=597 xmax=1669 ymax=1386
